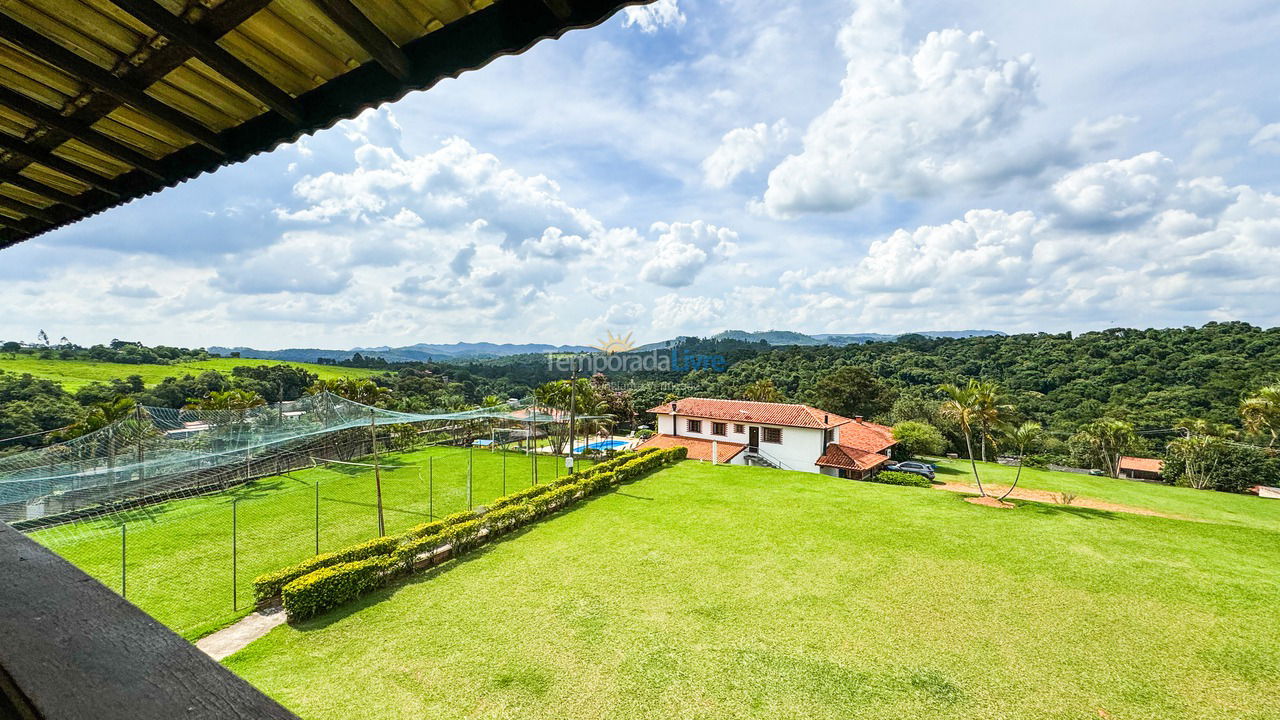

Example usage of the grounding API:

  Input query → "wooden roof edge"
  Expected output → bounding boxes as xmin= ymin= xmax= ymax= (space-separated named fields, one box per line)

xmin=0 ymin=0 xmax=654 ymax=251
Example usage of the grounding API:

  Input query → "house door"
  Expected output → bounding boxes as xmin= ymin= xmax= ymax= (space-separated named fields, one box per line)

xmin=748 ymin=426 xmax=759 ymax=451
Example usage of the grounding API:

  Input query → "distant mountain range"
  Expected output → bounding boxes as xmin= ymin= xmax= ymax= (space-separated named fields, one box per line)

xmin=208 ymin=329 xmax=1002 ymax=364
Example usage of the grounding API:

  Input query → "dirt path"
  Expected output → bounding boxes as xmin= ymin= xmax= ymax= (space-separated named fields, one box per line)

xmin=935 ymin=481 xmax=1178 ymax=519
xmin=196 ymin=608 xmax=287 ymax=661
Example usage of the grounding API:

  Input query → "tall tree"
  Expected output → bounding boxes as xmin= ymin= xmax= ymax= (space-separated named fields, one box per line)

xmin=1240 ymin=382 xmax=1280 ymax=447
xmin=739 ymin=379 xmax=784 ymax=403
xmin=939 ymin=382 xmax=987 ymax=496
xmin=805 ymin=366 xmax=895 ymax=418
xmin=1070 ymin=418 xmax=1141 ymax=478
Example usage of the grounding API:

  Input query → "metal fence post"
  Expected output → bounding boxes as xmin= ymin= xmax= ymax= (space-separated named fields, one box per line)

xmin=468 ymin=446 xmax=473 ymax=511
xmin=314 ymin=481 xmax=320 ymax=555
xmin=232 ymin=499 xmax=238 ymax=611
xmin=502 ymin=451 xmax=507 ymax=495
xmin=120 ymin=524 xmax=127 ymax=599
xmin=428 ymin=457 xmax=434 ymax=520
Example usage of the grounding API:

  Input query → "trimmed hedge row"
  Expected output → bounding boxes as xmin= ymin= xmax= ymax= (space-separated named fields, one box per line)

xmin=871 ymin=470 xmax=933 ymax=488
xmin=264 ymin=445 xmax=685 ymax=620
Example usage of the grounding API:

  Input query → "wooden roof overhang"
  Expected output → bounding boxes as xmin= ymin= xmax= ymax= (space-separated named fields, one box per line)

xmin=0 ymin=0 xmax=651 ymax=249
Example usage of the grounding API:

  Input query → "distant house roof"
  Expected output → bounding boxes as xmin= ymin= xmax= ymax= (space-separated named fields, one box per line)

xmin=646 ymin=397 xmax=864 ymax=430
xmin=634 ymin=434 xmax=745 ymax=464
xmin=1119 ymin=456 xmax=1165 ymax=474
xmin=815 ymin=444 xmax=891 ymax=472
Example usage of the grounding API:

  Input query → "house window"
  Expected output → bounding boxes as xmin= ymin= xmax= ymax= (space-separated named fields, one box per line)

xmin=711 ymin=422 xmax=727 ymax=436
xmin=763 ymin=427 xmax=783 ymax=444
xmin=733 ymin=423 xmax=744 ymax=434
xmin=686 ymin=419 xmax=702 ymax=433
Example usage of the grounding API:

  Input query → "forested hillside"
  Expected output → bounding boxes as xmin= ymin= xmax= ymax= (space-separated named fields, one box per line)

xmin=681 ymin=322 xmax=1280 ymax=432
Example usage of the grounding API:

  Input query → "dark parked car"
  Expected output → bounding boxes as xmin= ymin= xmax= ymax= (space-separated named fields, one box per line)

xmin=886 ymin=461 xmax=936 ymax=480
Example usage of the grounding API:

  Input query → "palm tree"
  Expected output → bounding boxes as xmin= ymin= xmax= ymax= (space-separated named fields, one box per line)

xmin=57 ymin=396 xmax=137 ymax=495
xmin=970 ymin=380 xmax=1012 ymax=462
xmin=1070 ymin=418 xmax=1140 ymax=478
xmin=997 ymin=421 xmax=1042 ymax=502
xmin=939 ymin=382 xmax=986 ymax=496
xmin=184 ymin=389 xmax=266 ymax=413
xmin=740 ymin=379 xmax=784 ymax=403
xmin=1241 ymin=382 xmax=1280 ymax=447
xmin=308 ymin=378 xmax=392 ymax=407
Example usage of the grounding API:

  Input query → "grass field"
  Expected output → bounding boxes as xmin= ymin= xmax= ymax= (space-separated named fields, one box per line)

xmin=34 ymin=445 xmax=590 ymax=639
xmin=224 ymin=461 xmax=1280 ymax=720
xmin=0 ymin=355 xmax=382 ymax=391
xmin=931 ymin=458 xmax=1280 ymax=531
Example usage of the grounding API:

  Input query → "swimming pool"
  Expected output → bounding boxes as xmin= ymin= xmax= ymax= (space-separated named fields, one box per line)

xmin=573 ymin=439 xmax=630 ymax=453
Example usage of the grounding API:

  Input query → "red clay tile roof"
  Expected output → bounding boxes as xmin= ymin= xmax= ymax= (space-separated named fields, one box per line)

xmin=837 ymin=420 xmax=897 ymax=453
xmin=646 ymin=398 xmax=860 ymax=430
xmin=815 ymin=444 xmax=891 ymax=472
xmin=1119 ymin=456 xmax=1165 ymax=474
xmin=635 ymin=434 xmax=745 ymax=464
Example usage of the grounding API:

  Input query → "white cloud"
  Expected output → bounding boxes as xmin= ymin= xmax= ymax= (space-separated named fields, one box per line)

xmin=770 ymin=153 xmax=1280 ymax=330
xmin=702 ymin=121 xmax=790 ymax=188
xmin=651 ymin=294 xmax=726 ymax=331
xmin=639 ymin=220 xmax=739 ymax=288
xmin=1251 ymin=123 xmax=1280 ymax=155
xmin=622 ymin=0 xmax=685 ymax=33
xmin=762 ymin=0 xmax=1041 ymax=215
xmin=1050 ymin=151 xmax=1176 ymax=226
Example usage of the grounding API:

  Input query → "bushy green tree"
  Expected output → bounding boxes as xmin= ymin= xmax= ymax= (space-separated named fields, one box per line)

xmin=891 ymin=421 xmax=946 ymax=459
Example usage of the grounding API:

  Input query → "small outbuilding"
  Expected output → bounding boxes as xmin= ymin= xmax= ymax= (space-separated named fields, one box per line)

xmin=1118 ymin=456 xmax=1165 ymax=481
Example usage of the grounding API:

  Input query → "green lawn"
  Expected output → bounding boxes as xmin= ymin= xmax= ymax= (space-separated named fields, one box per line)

xmin=930 ymin=458 xmax=1280 ymax=531
xmin=225 ymin=461 xmax=1280 ymax=720
xmin=0 ymin=355 xmax=382 ymax=391
xmin=34 ymin=445 xmax=588 ymax=639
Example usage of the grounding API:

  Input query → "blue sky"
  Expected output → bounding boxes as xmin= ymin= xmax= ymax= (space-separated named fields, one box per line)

xmin=5 ymin=0 xmax=1280 ymax=349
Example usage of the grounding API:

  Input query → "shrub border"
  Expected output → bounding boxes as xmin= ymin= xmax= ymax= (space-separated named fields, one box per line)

xmin=259 ymin=446 xmax=686 ymax=621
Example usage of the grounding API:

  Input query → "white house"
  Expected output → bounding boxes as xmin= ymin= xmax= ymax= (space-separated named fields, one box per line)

xmin=636 ymin=397 xmax=897 ymax=479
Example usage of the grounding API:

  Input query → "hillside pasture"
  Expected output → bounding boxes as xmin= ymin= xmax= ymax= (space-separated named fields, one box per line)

xmin=0 ymin=355 xmax=382 ymax=391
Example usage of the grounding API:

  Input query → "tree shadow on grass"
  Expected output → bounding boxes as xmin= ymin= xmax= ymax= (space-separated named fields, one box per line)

xmin=1015 ymin=500 xmax=1124 ymax=521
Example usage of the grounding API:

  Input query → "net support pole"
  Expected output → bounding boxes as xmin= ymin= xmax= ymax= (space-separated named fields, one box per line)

xmin=502 ymin=450 xmax=507 ymax=495
xmin=468 ymin=444 xmax=473 ymax=511
xmin=232 ymin=498 xmax=238 ymax=612
xmin=120 ymin=523 xmax=126 ymax=599
xmin=428 ymin=457 xmax=434 ymax=520
xmin=371 ymin=411 xmax=385 ymax=537
xmin=314 ymin=481 xmax=320 ymax=555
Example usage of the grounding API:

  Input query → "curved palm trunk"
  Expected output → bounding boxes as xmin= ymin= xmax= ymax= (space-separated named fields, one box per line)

xmin=997 ymin=445 xmax=1025 ymax=502
xmin=964 ymin=431 xmax=985 ymax=497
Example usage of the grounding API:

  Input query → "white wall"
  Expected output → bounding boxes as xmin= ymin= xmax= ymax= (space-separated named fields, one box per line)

xmin=663 ymin=413 xmax=825 ymax=473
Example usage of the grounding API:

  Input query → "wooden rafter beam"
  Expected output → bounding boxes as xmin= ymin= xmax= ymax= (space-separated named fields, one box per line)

xmin=0 ymin=192 xmax=57 ymax=224
xmin=0 ymin=86 xmax=165 ymax=180
xmin=108 ymin=0 xmax=304 ymax=124
xmin=540 ymin=0 xmax=575 ymax=20
xmin=0 ymin=170 xmax=89 ymax=211
xmin=309 ymin=0 xmax=410 ymax=79
xmin=0 ymin=14 xmax=227 ymax=156
xmin=0 ymin=133 xmax=120 ymax=196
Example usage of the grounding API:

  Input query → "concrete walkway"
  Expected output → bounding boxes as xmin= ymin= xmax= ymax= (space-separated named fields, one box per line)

xmin=196 ymin=607 xmax=287 ymax=661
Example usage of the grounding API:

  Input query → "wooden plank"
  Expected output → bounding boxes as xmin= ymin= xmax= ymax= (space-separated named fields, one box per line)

xmin=0 ymin=523 xmax=299 ymax=720
xmin=108 ymin=0 xmax=304 ymax=124
xmin=309 ymin=0 xmax=410 ymax=79
xmin=0 ymin=14 xmax=228 ymax=155
xmin=0 ymin=132 xmax=120 ymax=196
xmin=0 ymin=86 xmax=166 ymax=180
